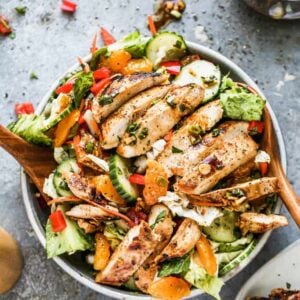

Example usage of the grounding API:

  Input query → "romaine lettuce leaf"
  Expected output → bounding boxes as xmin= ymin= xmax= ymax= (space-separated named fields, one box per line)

xmin=158 ymin=252 xmax=191 ymax=277
xmin=184 ymin=257 xmax=223 ymax=300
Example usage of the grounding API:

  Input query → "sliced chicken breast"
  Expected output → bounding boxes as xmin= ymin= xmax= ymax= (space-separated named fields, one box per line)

xmin=176 ymin=132 xmax=258 ymax=195
xmin=101 ymin=85 xmax=171 ymax=149
xmin=157 ymin=100 xmax=223 ymax=177
xmin=189 ymin=177 xmax=279 ymax=207
xmin=117 ymin=84 xmax=205 ymax=158
xmin=97 ymin=221 xmax=158 ymax=286
xmin=168 ymin=121 xmax=249 ymax=177
xmin=92 ymin=72 xmax=169 ymax=122
xmin=135 ymin=204 xmax=174 ymax=293
xmin=66 ymin=204 xmax=114 ymax=220
xmin=155 ymin=218 xmax=201 ymax=263
xmin=238 ymin=212 xmax=288 ymax=235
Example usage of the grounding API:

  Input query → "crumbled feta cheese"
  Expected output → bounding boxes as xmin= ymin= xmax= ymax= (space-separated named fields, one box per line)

xmin=146 ymin=139 xmax=166 ymax=160
xmin=255 ymin=150 xmax=271 ymax=164
xmin=158 ymin=191 xmax=222 ymax=226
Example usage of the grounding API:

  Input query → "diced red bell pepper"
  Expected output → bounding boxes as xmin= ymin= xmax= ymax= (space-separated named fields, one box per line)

xmin=160 ymin=61 xmax=181 ymax=75
xmin=126 ymin=207 xmax=147 ymax=225
xmin=49 ymin=210 xmax=67 ymax=232
xmin=90 ymin=77 xmax=111 ymax=95
xmin=164 ymin=130 xmax=173 ymax=142
xmin=93 ymin=67 xmax=111 ymax=81
xmin=0 ymin=16 xmax=12 ymax=35
xmin=100 ymin=27 xmax=116 ymax=46
xmin=260 ymin=162 xmax=268 ymax=176
xmin=15 ymin=102 xmax=35 ymax=115
xmin=61 ymin=0 xmax=77 ymax=13
xmin=56 ymin=82 xmax=74 ymax=95
xmin=129 ymin=174 xmax=145 ymax=185
xmin=248 ymin=121 xmax=265 ymax=135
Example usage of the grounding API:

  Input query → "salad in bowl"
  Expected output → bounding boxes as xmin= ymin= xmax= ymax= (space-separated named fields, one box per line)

xmin=9 ymin=27 xmax=288 ymax=300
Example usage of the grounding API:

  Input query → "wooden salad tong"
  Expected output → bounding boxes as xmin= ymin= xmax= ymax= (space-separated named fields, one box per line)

xmin=262 ymin=108 xmax=300 ymax=227
xmin=0 ymin=125 xmax=56 ymax=199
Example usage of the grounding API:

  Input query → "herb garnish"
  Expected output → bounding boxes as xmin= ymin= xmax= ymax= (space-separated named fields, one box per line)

xmin=85 ymin=141 xmax=94 ymax=153
xmin=172 ymin=146 xmax=183 ymax=153
xmin=73 ymin=72 xmax=94 ymax=107
xmin=98 ymin=94 xmax=114 ymax=106
xmin=150 ymin=210 xmax=166 ymax=230
xmin=15 ymin=6 xmax=27 ymax=15
xmin=188 ymin=124 xmax=203 ymax=136
xmin=212 ymin=128 xmax=220 ymax=137
xmin=138 ymin=127 xmax=148 ymax=139
xmin=30 ymin=72 xmax=38 ymax=80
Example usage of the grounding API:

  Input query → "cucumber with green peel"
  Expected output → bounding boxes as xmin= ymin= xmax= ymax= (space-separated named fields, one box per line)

xmin=53 ymin=159 xmax=80 ymax=197
xmin=174 ymin=60 xmax=221 ymax=102
xmin=218 ymin=239 xmax=257 ymax=276
xmin=146 ymin=31 xmax=187 ymax=67
xmin=216 ymin=234 xmax=254 ymax=253
xmin=203 ymin=210 xmax=241 ymax=243
xmin=216 ymin=250 xmax=242 ymax=267
xmin=109 ymin=154 xmax=139 ymax=203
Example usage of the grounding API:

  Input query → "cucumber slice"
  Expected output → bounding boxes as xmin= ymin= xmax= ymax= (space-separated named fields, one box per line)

xmin=217 ymin=234 xmax=253 ymax=253
xmin=109 ymin=154 xmax=139 ymax=203
xmin=216 ymin=250 xmax=242 ymax=267
xmin=42 ymin=94 xmax=73 ymax=132
xmin=146 ymin=31 xmax=187 ymax=67
xmin=174 ymin=60 xmax=221 ymax=102
xmin=219 ymin=239 xmax=257 ymax=276
xmin=53 ymin=159 xmax=80 ymax=197
xmin=203 ymin=210 xmax=241 ymax=243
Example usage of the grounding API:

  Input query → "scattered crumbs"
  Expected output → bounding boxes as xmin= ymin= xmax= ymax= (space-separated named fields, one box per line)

xmin=276 ymin=80 xmax=284 ymax=91
xmin=286 ymin=282 xmax=291 ymax=289
xmin=194 ymin=25 xmax=208 ymax=43
xmin=9 ymin=32 xmax=16 ymax=40
xmin=277 ymin=273 xmax=281 ymax=277
xmin=284 ymin=73 xmax=296 ymax=82
xmin=30 ymin=72 xmax=38 ymax=80
xmin=5 ymin=93 xmax=8 ymax=98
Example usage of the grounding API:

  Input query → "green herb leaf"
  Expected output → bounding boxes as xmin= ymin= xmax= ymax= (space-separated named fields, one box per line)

xmin=188 ymin=124 xmax=203 ymax=136
xmin=212 ymin=128 xmax=220 ymax=137
xmin=9 ymin=32 xmax=16 ymax=40
xmin=158 ymin=253 xmax=191 ymax=277
xmin=98 ymin=94 xmax=114 ymax=106
xmin=15 ymin=6 xmax=27 ymax=15
xmin=126 ymin=122 xmax=140 ymax=134
xmin=89 ymin=47 xmax=108 ymax=70
xmin=30 ymin=72 xmax=38 ymax=80
xmin=73 ymin=72 xmax=94 ymax=107
xmin=85 ymin=141 xmax=94 ymax=154
xmin=138 ymin=127 xmax=148 ymax=139
xmin=172 ymin=146 xmax=183 ymax=153
xmin=150 ymin=210 xmax=166 ymax=230
xmin=286 ymin=282 xmax=291 ymax=289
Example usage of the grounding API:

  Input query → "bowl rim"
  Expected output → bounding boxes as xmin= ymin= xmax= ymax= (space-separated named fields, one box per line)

xmin=20 ymin=41 xmax=287 ymax=299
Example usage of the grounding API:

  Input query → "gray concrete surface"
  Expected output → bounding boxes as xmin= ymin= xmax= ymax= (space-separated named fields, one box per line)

xmin=0 ymin=0 xmax=299 ymax=299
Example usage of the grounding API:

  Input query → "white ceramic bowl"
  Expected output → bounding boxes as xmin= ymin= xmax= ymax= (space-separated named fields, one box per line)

xmin=21 ymin=41 xmax=287 ymax=299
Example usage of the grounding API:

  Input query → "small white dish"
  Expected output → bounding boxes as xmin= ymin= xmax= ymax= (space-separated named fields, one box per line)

xmin=236 ymin=239 xmax=300 ymax=300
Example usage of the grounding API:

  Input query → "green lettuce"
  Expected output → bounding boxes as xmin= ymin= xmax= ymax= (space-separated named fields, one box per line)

xmin=184 ymin=258 xmax=223 ymax=300
xmin=158 ymin=252 xmax=191 ymax=277
xmin=8 ymin=114 xmax=52 ymax=146
xmin=46 ymin=205 xmax=93 ymax=258
xmin=219 ymin=76 xmax=266 ymax=121
xmin=73 ymin=72 xmax=94 ymax=107
xmin=103 ymin=222 xmax=127 ymax=250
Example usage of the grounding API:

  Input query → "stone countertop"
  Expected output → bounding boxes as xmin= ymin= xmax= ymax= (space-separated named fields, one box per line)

xmin=0 ymin=0 xmax=299 ymax=299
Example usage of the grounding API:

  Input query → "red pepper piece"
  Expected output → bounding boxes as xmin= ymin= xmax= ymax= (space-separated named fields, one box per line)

xmin=147 ymin=15 xmax=157 ymax=36
xmin=100 ymin=27 xmax=116 ymax=46
xmin=56 ymin=82 xmax=74 ymax=95
xmin=248 ymin=121 xmax=264 ymax=135
xmin=160 ymin=61 xmax=181 ymax=75
xmin=93 ymin=67 xmax=111 ymax=81
xmin=129 ymin=174 xmax=145 ymax=185
xmin=0 ymin=16 xmax=12 ymax=35
xmin=61 ymin=0 xmax=77 ymax=13
xmin=90 ymin=77 xmax=111 ymax=95
xmin=126 ymin=207 xmax=147 ymax=225
xmin=15 ymin=102 xmax=35 ymax=115
xmin=49 ymin=210 xmax=67 ymax=232
xmin=260 ymin=162 xmax=268 ymax=176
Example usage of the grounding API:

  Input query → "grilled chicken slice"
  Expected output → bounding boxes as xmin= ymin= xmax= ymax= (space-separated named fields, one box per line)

xmin=157 ymin=100 xmax=223 ymax=177
xmin=117 ymin=84 xmax=205 ymax=158
xmin=239 ymin=212 xmax=288 ymax=235
xmin=77 ymin=219 xmax=102 ymax=234
xmin=155 ymin=218 xmax=201 ymax=263
xmin=92 ymin=72 xmax=169 ymax=122
xmin=101 ymin=85 xmax=171 ymax=149
xmin=189 ymin=177 xmax=279 ymax=207
xmin=168 ymin=121 xmax=249 ymax=177
xmin=66 ymin=204 xmax=115 ymax=220
xmin=75 ymin=131 xmax=104 ymax=172
xmin=97 ymin=221 xmax=159 ymax=286
xmin=135 ymin=204 xmax=174 ymax=293
xmin=176 ymin=131 xmax=258 ymax=195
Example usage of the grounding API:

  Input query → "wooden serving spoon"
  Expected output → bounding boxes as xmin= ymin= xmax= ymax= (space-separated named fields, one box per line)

xmin=0 ymin=125 xmax=56 ymax=199
xmin=262 ymin=107 xmax=300 ymax=227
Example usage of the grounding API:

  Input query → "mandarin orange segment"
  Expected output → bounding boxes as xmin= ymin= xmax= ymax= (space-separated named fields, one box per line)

xmin=195 ymin=234 xmax=217 ymax=276
xmin=143 ymin=160 xmax=168 ymax=206
xmin=108 ymin=50 xmax=131 ymax=73
xmin=122 ymin=58 xmax=153 ymax=75
xmin=93 ymin=233 xmax=110 ymax=271
xmin=148 ymin=276 xmax=191 ymax=300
